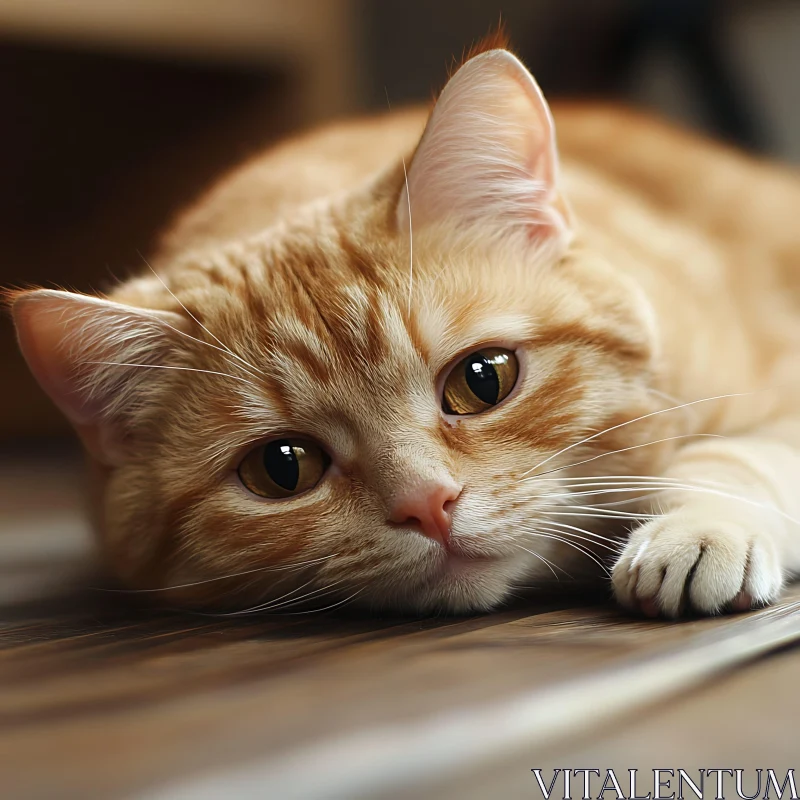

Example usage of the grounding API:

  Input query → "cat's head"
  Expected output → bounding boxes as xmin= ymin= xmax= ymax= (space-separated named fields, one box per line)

xmin=11 ymin=49 xmax=665 ymax=613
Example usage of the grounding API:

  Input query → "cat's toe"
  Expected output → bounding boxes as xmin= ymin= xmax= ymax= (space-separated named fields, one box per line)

xmin=738 ymin=537 xmax=784 ymax=609
xmin=687 ymin=532 xmax=783 ymax=614
xmin=612 ymin=513 xmax=784 ymax=618
xmin=611 ymin=518 xmax=701 ymax=617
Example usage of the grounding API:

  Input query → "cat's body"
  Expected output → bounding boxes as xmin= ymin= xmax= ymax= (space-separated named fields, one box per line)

xmin=12 ymin=47 xmax=800 ymax=616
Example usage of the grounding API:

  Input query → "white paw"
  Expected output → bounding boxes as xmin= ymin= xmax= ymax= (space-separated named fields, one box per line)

xmin=612 ymin=511 xmax=784 ymax=618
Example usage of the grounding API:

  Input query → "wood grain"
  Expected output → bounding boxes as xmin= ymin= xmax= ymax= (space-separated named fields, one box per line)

xmin=1 ymin=444 xmax=798 ymax=799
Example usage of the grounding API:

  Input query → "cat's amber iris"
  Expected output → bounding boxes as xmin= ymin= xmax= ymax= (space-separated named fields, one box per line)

xmin=442 ymin=347 xmax=519 ymax=415
xmin=238 ymin=438 xmax=328 ymax=499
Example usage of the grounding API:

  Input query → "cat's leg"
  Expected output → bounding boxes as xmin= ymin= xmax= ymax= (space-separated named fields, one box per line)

xmin=612 ymin=423 xmax=800 ymax=617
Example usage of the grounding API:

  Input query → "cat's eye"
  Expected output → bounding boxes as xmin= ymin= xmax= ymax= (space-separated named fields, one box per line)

xmin=238 ymin=438 xmax=329 ymax=499
xmin=442 ymin=347 xmax=519 ymax=415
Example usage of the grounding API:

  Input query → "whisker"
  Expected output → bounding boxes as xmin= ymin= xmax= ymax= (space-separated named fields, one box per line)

xmin=510 ymin=543 xmax=564 ymax=580
xmin=544 ymin=506 xmax=656 ymax=521
xmin=250 ymin=580 xmax=351 ymax=615
xmin=91 ymin=554 xmax=337 ymax=595
xmin=519 ymin=433 xmax=724 ymax=482
xmin=212 ymin=576 xmax=320 ymax=616
xmin=280 ymin=587 xmax=366 ymax=616
xmin=140 ymin=253 xmax=265 ymax=378
xmin=534 ymin=521 xmax=622 ymax=552
xmin=584 ymin=491 xmax=664 ymax=509
xmin=252 ymin=575 xmax=359 ymax=615
xmin=157 ymin=317 xmax=264 ymax=382
xmin=542 ymin=476 xmax=800 ymax=527
xmin=523 ymin=529 xmax=611 ymax=576
xmin=401 ymin=158 xmax=413 ymax=316
xmin=255 ymin=579 xmax=357 ymax=614
xmin=520 ymin=391 xmax=758 ymax=479
xmin=541 ymin=488 xmax=663 ymax=509
xmin=83 ymin=360 xmax=261 ymax=390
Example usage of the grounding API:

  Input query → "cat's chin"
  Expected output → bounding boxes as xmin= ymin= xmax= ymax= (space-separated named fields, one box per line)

xmin=388 ymin=552 xmax=531 ymax=615
xmin=438 ymin=552 xmax=507 ymax=577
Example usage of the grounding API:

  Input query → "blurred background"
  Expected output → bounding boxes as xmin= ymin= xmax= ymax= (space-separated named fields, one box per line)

xmin=1 ymin=0 xmax=798 ymax=440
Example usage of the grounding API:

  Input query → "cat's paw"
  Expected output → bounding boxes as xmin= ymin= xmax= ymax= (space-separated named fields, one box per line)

xmin=612 ymin=511 xmax=784 ymax=617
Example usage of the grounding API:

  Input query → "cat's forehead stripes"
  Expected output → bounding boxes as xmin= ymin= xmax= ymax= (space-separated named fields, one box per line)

xmin=253 ymin=291 xmax=431 ymax=418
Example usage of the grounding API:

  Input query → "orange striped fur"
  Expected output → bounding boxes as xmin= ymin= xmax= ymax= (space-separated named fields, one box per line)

xmin=10 ymin=47 xmax=800 ymax=615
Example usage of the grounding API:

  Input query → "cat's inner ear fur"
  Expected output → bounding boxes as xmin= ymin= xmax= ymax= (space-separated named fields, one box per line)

xmin=397 ymin=49 xmax=572 ymax=242
xmin=11 ymin=289 xmax=190 ymax=466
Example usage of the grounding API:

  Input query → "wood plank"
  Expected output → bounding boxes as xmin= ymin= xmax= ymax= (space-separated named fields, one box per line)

xmin=1 ymin=447 xmax=799 ymax=798
xmin=409 ymin=633 xmax=800 ymax=800
xmin=140 ymin=594 xmax=800 ymax=800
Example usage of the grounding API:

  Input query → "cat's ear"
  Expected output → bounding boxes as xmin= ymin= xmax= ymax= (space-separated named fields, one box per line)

xmin=397 ymin=49 xmax=571 ymax=241
xmin=11 ymin=289 xmax=190 ymax=466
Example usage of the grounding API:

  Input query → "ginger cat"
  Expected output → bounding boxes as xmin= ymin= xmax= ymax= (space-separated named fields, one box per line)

xmin=11 ymin=44 xmax=800 ymax=616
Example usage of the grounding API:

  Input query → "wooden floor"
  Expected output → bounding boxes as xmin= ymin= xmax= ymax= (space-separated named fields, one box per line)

xmin=2 ymin=443 xmax=799 ymax=799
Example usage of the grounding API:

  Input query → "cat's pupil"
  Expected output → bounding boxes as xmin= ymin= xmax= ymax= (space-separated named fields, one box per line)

xmin=465 ymin=354 xmax=500 ymax=404
xmin=264 ymin=440 xmax=299 ymax=491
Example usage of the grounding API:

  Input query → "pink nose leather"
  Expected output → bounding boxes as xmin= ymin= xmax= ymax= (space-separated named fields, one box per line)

xmin=389 ymin=481 xmax=462 ymax=547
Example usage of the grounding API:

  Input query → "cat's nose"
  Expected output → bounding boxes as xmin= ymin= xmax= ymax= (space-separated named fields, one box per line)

xmin=388 ymin=480 xmax=462 ymax=548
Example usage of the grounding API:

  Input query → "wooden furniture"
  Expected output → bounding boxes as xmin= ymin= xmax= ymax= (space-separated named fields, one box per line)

xmin=0 ymin=0 xmax=363 ymax=441
xmin=0 ymin=0 xmax=361 ymax=123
